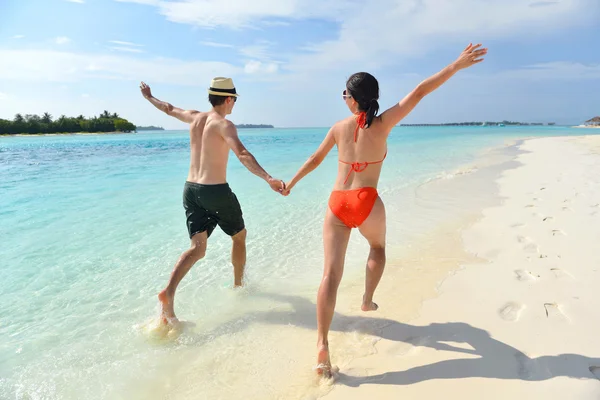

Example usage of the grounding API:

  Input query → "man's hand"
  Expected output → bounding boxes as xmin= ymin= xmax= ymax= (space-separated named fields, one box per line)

xmin=453 ymin=43 xmax=487 ymax=70
xmin=268 ymin=177 xmax=286 ymax=194
xmin=281 ymin=182 xmax=292 ymax=196
xmin=140 ymin=81 xmax=152 ymax=99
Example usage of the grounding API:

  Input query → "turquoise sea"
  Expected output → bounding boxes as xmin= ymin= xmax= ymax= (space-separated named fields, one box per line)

xmin=0 ymin=126 xmax=590 ymax=399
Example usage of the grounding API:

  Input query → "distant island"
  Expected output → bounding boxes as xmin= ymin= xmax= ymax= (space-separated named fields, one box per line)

xmin=399 ymin=121 xmax=556 ymax=127
xmin=0 ymin=111 xmax=136 ymax=135
xmin=235 ymin=124 xmax=274 ymax=129
xmin=136 ymin=125 xmax=165 ymax=131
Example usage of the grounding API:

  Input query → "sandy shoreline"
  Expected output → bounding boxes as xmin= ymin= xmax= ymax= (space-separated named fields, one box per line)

xmin=321 ymin=135 xmax=600 ymax=399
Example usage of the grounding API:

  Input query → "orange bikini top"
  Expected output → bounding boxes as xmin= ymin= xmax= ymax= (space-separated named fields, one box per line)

xmin=339 ymin=112 xmax=387 ymax=184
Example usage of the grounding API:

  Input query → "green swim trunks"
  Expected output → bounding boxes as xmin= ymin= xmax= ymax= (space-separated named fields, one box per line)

xmin=182 ymin=182 xmax=245 ymax=238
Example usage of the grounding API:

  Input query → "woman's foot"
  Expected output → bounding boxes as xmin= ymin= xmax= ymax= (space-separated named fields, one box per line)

xmin=361 ymin=294 xmax=379 ymax=311
xmin=315 ymin=343 xmax=332 ymax=378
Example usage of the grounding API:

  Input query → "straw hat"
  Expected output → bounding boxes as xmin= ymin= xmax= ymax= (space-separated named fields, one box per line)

xmin=207 ymin=77 xmax=239 ymax=97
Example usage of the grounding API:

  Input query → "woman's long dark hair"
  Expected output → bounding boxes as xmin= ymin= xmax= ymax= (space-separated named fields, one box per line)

xmin=346 ymin=72 xmax=380 ymax=128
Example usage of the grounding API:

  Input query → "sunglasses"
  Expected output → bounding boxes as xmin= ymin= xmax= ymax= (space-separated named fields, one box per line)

xmin=342 ymin=89 xmax=352 ymax=100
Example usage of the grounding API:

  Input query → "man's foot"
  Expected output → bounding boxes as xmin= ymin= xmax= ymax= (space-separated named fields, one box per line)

xmin=315 ymin=343 xmax=332 ymax=378
xmin=158 ymin=289 xmax=178 ymax=325
xmin=361 ymin=294 xmax=379 ymax=312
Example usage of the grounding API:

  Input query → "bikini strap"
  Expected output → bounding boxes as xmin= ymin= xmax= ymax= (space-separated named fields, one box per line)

xmin=354 ymin=112 xmax=367 ymax=142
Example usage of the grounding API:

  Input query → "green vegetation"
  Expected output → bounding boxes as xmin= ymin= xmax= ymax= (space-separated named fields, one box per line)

xmin=0 ymin=111 xmax=136 ymax=135
xmin=235 ymin=124 xmax=274 ymax=129
xmin=136 ymin=125 xmax=164 ymax=131
xmin=399 ymin=120 xmax=556 ymax=127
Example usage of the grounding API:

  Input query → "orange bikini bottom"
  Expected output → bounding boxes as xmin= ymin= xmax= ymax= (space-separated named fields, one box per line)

xmin=328 ymin=187 xmax=378 ymax=228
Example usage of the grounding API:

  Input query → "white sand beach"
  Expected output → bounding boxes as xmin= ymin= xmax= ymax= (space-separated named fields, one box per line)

xmin=321 ymin=135 xmax=600 ymax=400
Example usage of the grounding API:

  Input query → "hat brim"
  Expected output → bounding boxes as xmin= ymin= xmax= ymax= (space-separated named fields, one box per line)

xmin=207 ymin=89 xmax=239 ymax=97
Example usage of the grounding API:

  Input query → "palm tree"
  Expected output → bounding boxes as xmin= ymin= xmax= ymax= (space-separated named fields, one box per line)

xmin=14 ymin=114 xmax=24 ymax=123
xmin=41 ymin=112 xmax=53 ymax=124
xmin=111 ymin=112 xmax=119 ymax=119
xmin=100 ymin=110 xmax=111 ymax=119
xmin=76 ymin=114 xmax=85 ymax=120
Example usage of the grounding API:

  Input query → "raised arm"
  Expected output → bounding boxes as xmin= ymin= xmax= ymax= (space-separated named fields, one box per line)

xmin=284 ymin=127 xmax=336 ymax=194
xmin=220 ymin=121 xmax=284 ymax=194
xmin=380 ymin=43 xmax=487 ymax=131
xmin=140 ymin=81 xmax=200 ymax=124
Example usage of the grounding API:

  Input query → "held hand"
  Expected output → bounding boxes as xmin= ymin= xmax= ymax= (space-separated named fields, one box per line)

xmin=453 ymin=43 xmax=487 ymax=70
xmin=281 ymin=183 xmax=292 ymax=197
xmin=140 ymin=81 xmax=152 ymax=99
xmin=268 ymin=177 xmax=286 ymax=194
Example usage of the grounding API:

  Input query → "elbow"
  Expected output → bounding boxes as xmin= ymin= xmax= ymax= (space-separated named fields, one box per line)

xmin=238 ymin=149 xmax=252 ymax=161
xmin=308 ymin=153 xmax=323 ymax=168
xmin=162 ymin=103 xmax=174 ymax=115
xmin=413 ymin=85 xmax=427 ymax=100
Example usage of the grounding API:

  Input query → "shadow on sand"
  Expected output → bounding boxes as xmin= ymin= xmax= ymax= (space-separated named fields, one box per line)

xmin=187 ymin=292 xmax=600 ymax=386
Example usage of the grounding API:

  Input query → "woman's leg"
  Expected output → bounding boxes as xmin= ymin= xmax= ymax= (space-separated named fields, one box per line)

xmin=358 ymin=197 xmax=386 ymax=311
xmin=316 ymin=208 xmax=352 ymax=376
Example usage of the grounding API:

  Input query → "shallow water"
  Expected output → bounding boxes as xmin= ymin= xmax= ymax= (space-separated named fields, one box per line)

xmin=0 ymin=126 xmax=590 ymax=399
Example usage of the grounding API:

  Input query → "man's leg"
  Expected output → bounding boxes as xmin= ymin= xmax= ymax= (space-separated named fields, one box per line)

xmin=158 ymin=231 xmax=207 ymax=323
xmin=231 ymin=229 xmax=247 ymax=287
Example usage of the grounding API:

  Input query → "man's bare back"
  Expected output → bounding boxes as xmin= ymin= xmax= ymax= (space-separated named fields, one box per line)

xmin=187 ymin=112 xmax=233 ymax=184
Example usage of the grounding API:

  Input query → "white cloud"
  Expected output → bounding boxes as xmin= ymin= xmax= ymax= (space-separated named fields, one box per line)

xmin=109 ymin=40 xmax=144 ymax=47
xmin=55 ymin=36 xmax=71 ymax=45
xmin=200 ymin=41 xmax=234 ymax=48
xmin=65 ymin=0 xmax=85 ymax=3
xmin=244 ymin=60 xmax=279 ymax=74
xmin=109 ymin=46 xmax=145 ymax=53
xmin=115 ymin=0 xmax=352 ymax=28
xmin=286 ymin=0 xmax=599 ymax=75
xmin=13 ymin=35 xmax=25 ymax=39
xmin=81 ymin=93 xmax=90 ymax=98
xmin=261 ymin=20 xmax=290 ymax=27
xmin=0 ymin=49 xmax=242 ymax=85
xmin=116 ymin=0 xmax=599 ymax=76
xmin=498 ymin=62 xmax=600 ymax=81
xmin=239 ymin=40 xmax=274 ymax=60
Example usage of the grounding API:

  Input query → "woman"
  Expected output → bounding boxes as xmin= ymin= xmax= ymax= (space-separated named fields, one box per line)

xmin=283 ymin=43 xmax=487 ymax=376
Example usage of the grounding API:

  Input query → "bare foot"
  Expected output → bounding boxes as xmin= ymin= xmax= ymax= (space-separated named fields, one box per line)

xmin=158 ymin=289 xmax=178 ymax=325
xmin=315 ymin=343 xmax=332 ymax=378
xmin=361 ymin=295 xmax=379 ymax=312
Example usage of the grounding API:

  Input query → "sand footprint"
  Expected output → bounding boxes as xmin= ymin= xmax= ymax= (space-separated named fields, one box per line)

xmin=525 ymin=204 xmax=535 ymax=208
xmin=511 ymin=223 xmax=527 ymax=229
xmin=562 ymin=206 xmax=573 ymax=212
xmin=515 ymin=270 xmax=539 ymax=282
xmin=543 ymin=303 xmax=570 ymax=322
xmin=523 ymin=243 xmax=540 ymax=254
xmin=517 ymin=235 xmax=532 ymax=244
xmin=542 ymin=216 xmax=554 ymax=222
xmin=550 ymin=268 xmax=574 ymax=279
xmin=551 ymin=229 xmax=567 ymax=236
xmin=498 ymin=302 xmax=525 ymax=322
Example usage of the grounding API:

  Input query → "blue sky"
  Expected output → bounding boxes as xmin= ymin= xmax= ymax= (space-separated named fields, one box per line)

xmin=0 ymin=0 xmax=599 ymax=128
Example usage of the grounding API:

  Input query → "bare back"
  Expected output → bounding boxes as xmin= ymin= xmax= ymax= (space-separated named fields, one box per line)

xmin=187 ymin=111 xmax=233 ymax=184
xmin=332 ymin=116 xmax=389 ymax=190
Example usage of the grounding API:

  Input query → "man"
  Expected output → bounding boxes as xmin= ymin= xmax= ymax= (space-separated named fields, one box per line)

xmin=140 ymin=77 xmax=284 ymax=324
